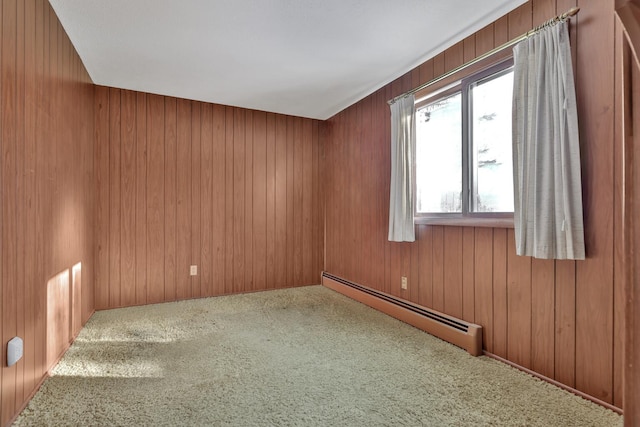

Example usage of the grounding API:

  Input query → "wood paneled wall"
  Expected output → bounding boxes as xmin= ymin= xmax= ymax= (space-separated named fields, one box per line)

xmin=0 ymin=0 xmax=95 ymax=424
xmin=95 ymin=88 xmax=324 ymax=309
xmin=323 ymin=0 xmax=624 ymax=408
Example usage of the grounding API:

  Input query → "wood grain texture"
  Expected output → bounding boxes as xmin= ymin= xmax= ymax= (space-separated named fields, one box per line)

xmin=322 ymin=0 xmax=621 ymax=409
xmin=135 ymin=92 xmax=148 ymax=305
xmin=201 ymin=103 xmax=213 ymax=296
xmin=492 ymin=229 xmax=508 ymax=359
xmin=474 ymin=228 xmax=493 ymax=352
xmin=443 ymin=227 xmax=463 ymax=318
xmin=615 ymin=5 xmax=640 ymax=421
xmin=109 ymin=88 xmax=121 ymax=307
xmin=612 ymin=15 xmax=625 ymax=410
xmin=462 ymin=227 xmax=475 ymax=323
xmin=146 ymin=94 xmax=165 ymax=304
xmin=95 ymin=96 xmax=323 ymax=308
xmin=0 ymin=0 xmax=626 ymax=421
xmin=253 ymin=111 xmax=267 ymax=291
xmin=211 ymin=104 xmax=226 ymax=295
xmin=121 ymin=89 xmax=136 ymax=307
xmin=575 ymin=0 xmax=615 ymax=404
xmin=190 ymin=102 xmax=201 ymax=298
xmin=506 ymin=229 xmax=532 ymax=369
xmin=265 ymin=113 xmax=276 ymax=288
xmin=1 ymin=1 xmax=95 ymax=423
xmin=164 ymin=98 xmax=177 ymax=302
xmin=176 ymin=99 xmax=191 ymax=300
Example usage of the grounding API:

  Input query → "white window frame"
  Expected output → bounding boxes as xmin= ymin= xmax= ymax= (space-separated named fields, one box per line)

xmin=413 ymin=58 xmax=515 ymax=227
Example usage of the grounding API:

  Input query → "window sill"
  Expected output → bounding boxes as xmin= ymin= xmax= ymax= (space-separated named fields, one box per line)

xmin=414 ymin=216 xmax=514 ymax=229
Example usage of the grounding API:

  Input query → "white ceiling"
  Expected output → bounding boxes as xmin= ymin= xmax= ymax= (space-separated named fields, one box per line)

xmin=49 ymin=0 xmax=526 ymax=120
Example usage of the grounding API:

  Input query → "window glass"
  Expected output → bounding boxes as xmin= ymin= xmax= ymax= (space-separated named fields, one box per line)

xmin=415 ymin=92 xmax=462 ymax=213
xmin=470 ymin=70 xmax=514 ymax=212
xmin=414 ymin=60 xmax=514 ymax=219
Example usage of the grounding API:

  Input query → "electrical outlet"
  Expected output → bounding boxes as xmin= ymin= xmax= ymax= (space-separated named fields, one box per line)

xmin=190 ymin=265 xmax=198 ymax=276
xmin=401 ymin=276 xmax=408 ymax=290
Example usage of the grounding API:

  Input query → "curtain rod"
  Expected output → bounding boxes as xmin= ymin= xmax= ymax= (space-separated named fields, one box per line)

xmin=387 ymin=6 xmax=580 ymax=105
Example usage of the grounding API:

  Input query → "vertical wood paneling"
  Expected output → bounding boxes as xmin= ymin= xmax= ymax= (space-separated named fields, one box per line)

xmin=135 ymin=92 xmax=147 ymax=305
xmin=253 ymin=111 xmax=267 ymax=290
xmin=531 ymin=258 xmax=555 ymax=378
xmin=361 ymin=96 xmax=373 ymax=288
xmin=120 ymin=90 xmax=136 ymax=307
xmin=233 ymin=108 xmax=246 ymax=293
xmin=312 ymin=120 xmax=321 ymax=281
xmin=444 ymin=41 xmax=464 ymax=73
xmin=265 ymin=113 xmax=276 ymax=288
xmin=302 ymin=119 xmax=313 ymax=285
xmin=275 ymin=114 xmax=287 ymax=288
xmin=33 ymin=0 xmax=46 ymax=387
xmin=15 ymin=0 xmax=25 ymax=405
xmin=443 ymin=227 xmax=463 ymax=318
xmin=372 ymin=89 xmax=386 ymax=291
xmin=462 ymin=228 xmax=475 ymax=323
xmin=146 ymin=94 xmax=165 ymax=304
xmin=463 ymin=35 xmax=476 ymax=64
xmin=322 ymin=0 xmax=620 ymax=410
xmin=108 ymin=88 xmax=121 ymax=307
xmin=419 ymin=60 xmax=434 ymax=88
xmin=1 ymin=1 xmax=95 ymax=423
xmin=286 ymin=116 xmax=295 ymax=287
xmin=293 ymin=117 xmax=304 ymax=286
xmin=418 ymin=226 xmax=433 ymax=308
xmin=432 ymin=227 xmax=445 ymax=312
xmin=95 ymin=96 xmax=323 ymax=308
xmin=224 ymin=107 xmax=234 ymax=294
xmin=529 ymin=0 xmax=558 ymax=385
xmin=555 ymin=260 xmax=576 ymax=387
xmin=176 ymin=99 xmax=191 ymax=300
xmin=506 ymin=229 xmax=532 ymax=369
xmin=164 ymin=98 xmax=177 ymax=302
xmin=2 ymin=0 xmax=18 ymax=418
xmin=211 ymin=105 xmax=226 ymax=294
xmin=23 ymin=0 xmax=36 ymax=397
xmin=474 ymin=228 xmax=494 ymax=351
xmin=613 ymin=12 xmax=625 ymax=410
xmin=492 ymin=229 xmax=508 ymax=358
xmin=200 ymin=103 xmax=213 ymax=295
xmin=383 ymin=85 xmax=392 ymax=295
xmin=575 ymin=0 xmax=615 ymax=404
xmin=433 ymin=53 xmax=445 ymax=81
xmin=95 ymin=87 xmax=110 ymax=309
xmin=244 ymin=111 xmax=254 ymax=291
xmin=190 ymin=101 xmax=201 ymax=298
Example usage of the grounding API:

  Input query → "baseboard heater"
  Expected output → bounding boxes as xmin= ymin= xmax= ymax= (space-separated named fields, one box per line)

xmin=322 ymin=272 xmax=483 ymax=356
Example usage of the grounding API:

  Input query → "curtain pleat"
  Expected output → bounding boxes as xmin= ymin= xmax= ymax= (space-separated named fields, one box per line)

xmin=512 ymin=21 xmax=585 ymax=259
xmin=388 ymin=95 xmax=416 ymax=242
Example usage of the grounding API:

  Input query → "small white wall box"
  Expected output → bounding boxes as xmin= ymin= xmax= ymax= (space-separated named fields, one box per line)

xmin=7 ymin=337 xmax=23 ymax=367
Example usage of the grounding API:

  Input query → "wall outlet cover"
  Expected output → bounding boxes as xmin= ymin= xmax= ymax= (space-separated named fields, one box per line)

xmin=7 ymin=337 xmax=23 ymax=367
xmin=190 ymin=265 xmax=198 ymax=276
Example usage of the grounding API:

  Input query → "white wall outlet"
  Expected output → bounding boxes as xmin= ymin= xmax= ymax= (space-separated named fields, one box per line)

xmin=7 ymin=337 xmax=23 ymax=367
xmin=401 ymin=276 xmax=408 ymax=290
xmin=190 ymin=265 xmax=198 ymax=276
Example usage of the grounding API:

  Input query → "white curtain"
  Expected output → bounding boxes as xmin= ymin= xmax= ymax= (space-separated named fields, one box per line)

xmin=388 ymin=95 xmax=416 ymax=242
xmin=512 ymin=20 xmax=585 ymax=260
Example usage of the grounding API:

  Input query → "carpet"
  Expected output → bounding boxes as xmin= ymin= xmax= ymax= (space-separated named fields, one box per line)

xmin=14 ymin=285 xmax=622 ymax=426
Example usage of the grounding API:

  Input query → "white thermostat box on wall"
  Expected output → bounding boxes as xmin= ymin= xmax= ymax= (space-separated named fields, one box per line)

xmin=7 ymin=337 xmax=23 ymax=367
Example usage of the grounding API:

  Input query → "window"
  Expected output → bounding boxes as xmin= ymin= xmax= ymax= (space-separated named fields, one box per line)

xmin=415 ymin=60 xmax=514 ymax=220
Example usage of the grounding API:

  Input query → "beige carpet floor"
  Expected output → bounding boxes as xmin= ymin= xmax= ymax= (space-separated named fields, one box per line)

xmin=14 ymin=285 xmax=622 ymax=426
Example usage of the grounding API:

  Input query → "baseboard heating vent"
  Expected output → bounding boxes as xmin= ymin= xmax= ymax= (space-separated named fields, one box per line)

xmin=322 ymin=272 xmax=483 ymax=356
